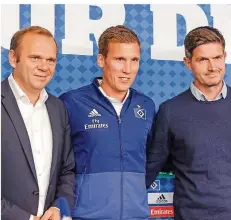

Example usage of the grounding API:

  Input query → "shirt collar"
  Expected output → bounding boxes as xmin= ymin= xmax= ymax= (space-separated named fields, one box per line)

xmin=190 ymin=81 xmax=227 ymax=101
xmin=8 ymin=73 xmax=48 ymax=104
xmin=97 ymin=79 xmax=130 ymax=104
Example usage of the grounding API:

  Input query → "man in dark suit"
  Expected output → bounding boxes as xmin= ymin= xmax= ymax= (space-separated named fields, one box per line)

xmin=1 ymin=26 xmax=75 ymax=220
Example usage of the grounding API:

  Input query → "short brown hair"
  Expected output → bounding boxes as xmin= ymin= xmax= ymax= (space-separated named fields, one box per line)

xmin=98 ymin=25 xmax=140 ymax=57
xmin=10 ymin=25 xmax=58 ymax=61
xmin=184 ymin=26 xmax=225 ymax=58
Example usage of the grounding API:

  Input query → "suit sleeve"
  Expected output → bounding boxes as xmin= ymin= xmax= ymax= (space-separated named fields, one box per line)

xmin=1 ymin=197 xmax=31 ymax=220
xmin=52 ymin=105 xmax=76 ymax=209
xmin=146 ymin=103 xmax=171 ymax=188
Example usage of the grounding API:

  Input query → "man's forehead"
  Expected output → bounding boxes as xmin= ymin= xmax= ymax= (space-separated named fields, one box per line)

xmin=108 ymin=41 xmax=140 ymax=47
xmin=108 ymin=42 xmax=140 ymax=53
xmin=23 ymin=33 xmax=53 ymax=42
xmin=19 ymin=34 xmax=56 ymax=51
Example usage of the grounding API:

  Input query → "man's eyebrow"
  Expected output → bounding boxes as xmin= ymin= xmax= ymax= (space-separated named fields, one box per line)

xmin=28 ymin=54 xmax=42 ymax=58
xmin=196 ymin=56 xmax=208 ymax=60
xmin=132 ymin=56 xmax=140 ymax=60
xmin=28 ymin=54 xmax=56 ymax=60
xmin=213 ymin=54 xmax=223 ymax=59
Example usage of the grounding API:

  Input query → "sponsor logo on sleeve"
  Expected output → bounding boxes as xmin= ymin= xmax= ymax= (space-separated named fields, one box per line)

xmin=148 ymin=192 xmax=173 ymax=205
xmin=149 ymin=206 xmax=174 ymax=218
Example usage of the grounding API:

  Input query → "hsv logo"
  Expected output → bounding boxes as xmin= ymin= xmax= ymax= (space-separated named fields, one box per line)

xmin=150 ymin=180 xmax=160 ymax=191
xmin=134 ymin=105 xmax=146 ymax=120
xmin=150 ymin=206 xmax=174 ymax=218
xmin=88 ymin=109 xmax=101 ymax=117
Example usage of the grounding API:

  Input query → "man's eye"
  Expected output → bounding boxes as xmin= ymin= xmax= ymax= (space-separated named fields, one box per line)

xmin=47 ymin=59 xmax=55 ymax=64
xmin=116 ymin=58 xmax=124 ymax=61
xmin=31 ymin=57 xmax=39 ymax=61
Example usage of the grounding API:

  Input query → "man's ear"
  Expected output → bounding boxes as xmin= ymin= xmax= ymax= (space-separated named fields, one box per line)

xmin=183 ymin=57 xmax=192 ymax=71
xmin=97 ymin=54 xmax=105 ymax=68
xmin=8 ymin=50 xmax=17 ymax=69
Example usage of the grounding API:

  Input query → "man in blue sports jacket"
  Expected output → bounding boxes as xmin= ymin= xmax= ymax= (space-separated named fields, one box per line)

xmin=146 ymin=26 xmax=231 ymax=220
xmin=60 ymin=25 xmax=156 ymax=220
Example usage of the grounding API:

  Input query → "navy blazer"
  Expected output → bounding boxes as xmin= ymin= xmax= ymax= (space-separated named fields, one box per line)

xmin=1 ymin=78 xmax=76 ymax=220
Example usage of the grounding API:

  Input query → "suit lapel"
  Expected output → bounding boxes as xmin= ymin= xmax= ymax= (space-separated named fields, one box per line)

xmin=46 ymin=97 xmax=59 ymax=180
xmin=1 ymin=79 xmax=38 ymax=181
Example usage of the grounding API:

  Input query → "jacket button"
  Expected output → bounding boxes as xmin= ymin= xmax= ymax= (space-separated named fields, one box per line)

xmin=32 ymin=191 xmax=39 ymax=195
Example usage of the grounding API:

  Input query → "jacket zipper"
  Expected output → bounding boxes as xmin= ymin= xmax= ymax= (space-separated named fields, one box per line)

xmin=102 ymin=95 xmax=125 ymax=219
xmin=118 ymin=116 xmax=123 ymax=220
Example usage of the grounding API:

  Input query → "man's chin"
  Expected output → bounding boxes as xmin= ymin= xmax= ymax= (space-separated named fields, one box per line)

xmin=118 ymin=88 xmax=129 ymax=93
xmin=206 ymin=80 xmax=223 ymax=88
xmin=33 ymin=82 xmax=48 ymax=90
xmin=118 ymin=84 xmax=132 ymax=91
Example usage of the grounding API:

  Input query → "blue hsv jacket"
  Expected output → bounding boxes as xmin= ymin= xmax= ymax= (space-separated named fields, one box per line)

xmin=60 ymin=78 xmax=156 ymax=220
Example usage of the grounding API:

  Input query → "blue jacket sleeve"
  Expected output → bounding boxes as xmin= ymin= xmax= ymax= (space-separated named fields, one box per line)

xmin=146 ymin=103 xmax=171 ymax=188
xmin=51 ymin=100 xmax=76 ymax=210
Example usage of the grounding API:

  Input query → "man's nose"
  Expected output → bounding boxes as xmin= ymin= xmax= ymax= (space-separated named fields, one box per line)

xmin=122 ymin=61 xmax=131 ymax=74
xmin=38 ymin=59 xmax=49 ymax=71
xmin=208 ymin=60 xmax=216 ymax=72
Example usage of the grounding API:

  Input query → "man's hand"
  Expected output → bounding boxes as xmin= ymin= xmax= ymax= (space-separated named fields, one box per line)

xmin=40 ymin=207 xmax=60 ymax=220
xmin=33 ymin=216 xmax=41 ymax=220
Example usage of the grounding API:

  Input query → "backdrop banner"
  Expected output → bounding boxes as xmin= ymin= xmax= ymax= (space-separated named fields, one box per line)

xmin=2 ymin=4 xmax=231 ymax=219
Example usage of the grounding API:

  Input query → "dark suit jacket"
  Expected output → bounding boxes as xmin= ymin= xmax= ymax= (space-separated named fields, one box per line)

xmin=1 ymin=78 xmax=76 ymax=220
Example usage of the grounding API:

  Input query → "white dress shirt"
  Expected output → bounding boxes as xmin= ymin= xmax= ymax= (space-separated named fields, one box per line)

xmin=8 ymin=74 xmax=53 ymax=219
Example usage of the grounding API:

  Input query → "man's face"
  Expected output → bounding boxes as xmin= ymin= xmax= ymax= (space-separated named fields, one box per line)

xmin=97 ymin=42 xmax=140 ymax=98
xmin=184 ymin=43 xmax=226 ymax=90
xmin=9 ymin=33 xmax=57 ymax=95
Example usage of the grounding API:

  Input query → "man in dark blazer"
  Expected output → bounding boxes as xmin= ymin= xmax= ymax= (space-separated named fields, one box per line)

xmin=1 ymin=26 xmax=75 ymax=220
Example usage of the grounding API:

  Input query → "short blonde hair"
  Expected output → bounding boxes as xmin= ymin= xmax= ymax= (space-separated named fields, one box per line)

xmin=98 ymin=25 xmax=140 ymax=57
